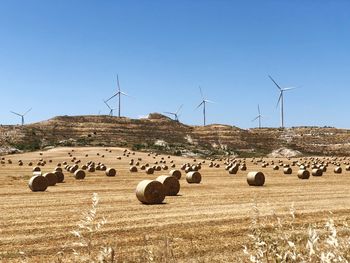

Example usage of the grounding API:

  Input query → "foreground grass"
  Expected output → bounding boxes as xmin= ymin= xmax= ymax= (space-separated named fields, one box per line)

xmin=7 ymin=194 xmax=350 ymax=263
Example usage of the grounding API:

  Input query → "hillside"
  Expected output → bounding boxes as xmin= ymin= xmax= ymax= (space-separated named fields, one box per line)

xmin=1 ymin=113 xmax=350 ymax=156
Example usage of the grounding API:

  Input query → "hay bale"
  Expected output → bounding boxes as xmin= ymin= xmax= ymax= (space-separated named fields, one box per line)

xmin=297 ymin=170 xmax=310 ymax=179
xmin=334 ymin=166 xmax=342 ymax=174
xmin=169 ymin=169 xmax=181 ymax=180
xmin=33 ymin=166 xmax=41 ymax=172
xmin=162 ymin=165 xmax=168 ymax=170
xmin=28 ymin=175 xmax=48 ymax=191
xmin=88 ymin=166 xmax=95 ymax=172
xmin=55 ymin=171 xmax=64 ymax=183
xmin=105 ymin=168 xmax=117 ymax=177
xmin=156 ymin=175 xmax=180 ymax=196
xmin=240 ymin=165 xmax=247 ymax=171
xmin=312 ymin=169 xmax=323 ymax=177
xmin=247 ymin=171 xmax=265 ymax=186
xmin=283 ymin=167 xmax=292 ymax=174
xmin=74 ymin=169 xmax=86 ymax=180
xmin=346 ymin=165 xmax=350 ymax=171
xmin=273 ymin=165 xmax=279 ymax=170
xmin=129 ymin=166 xmax=138 ymax=172
xmin=43 ymin=172 xmax=58 ymax=186
xmin=135 ymin=180 xmax=165 ymax=204
xmin=54 ymin=167 xmax=63 ymax=173
xmin=228 ymin=164 xmax=239 ymax=174
xmin=186 ymin=171 xmax=202 ymax=184
xmin=146 ymin=167 xmax=154 ymax=174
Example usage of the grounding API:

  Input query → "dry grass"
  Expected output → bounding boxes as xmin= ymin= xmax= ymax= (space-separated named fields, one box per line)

xmin=1 ymin=147 xmax=350 ymax=262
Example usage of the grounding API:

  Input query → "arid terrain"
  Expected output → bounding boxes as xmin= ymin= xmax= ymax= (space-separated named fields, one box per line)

xmin=1 ymin=147 xmax=350 ymax=262
xmin=2 ymin=114 xmax=350 ymax=157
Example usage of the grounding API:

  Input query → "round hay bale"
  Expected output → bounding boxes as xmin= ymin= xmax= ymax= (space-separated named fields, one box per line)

xmin=135 ymin=180 xmax=165 ymax=204
xmin=74 ymin=169 xmax=86 ymax=180
xmin=156 ymin=175 xmax=180 ymax=196
xmin=186 ymin=171 xmax=202 ymax=184
xmin=273 ymin=165 xmax=279 ymax=170
xmin=129 ymin=166 xmax=138 ymax=172
xmin=155 ymin=165 xmax=161 ymax=171
xmin=87 ymin=166 xmax=95 ymax=172
xmin=140 ymin=165 xmax=146 ymax=170
xmin=28 ymin=175 xmax=48 ymax=192
xmin=43 ymin=172 xmax=58 ymax=186
xmin=283 ymin=167 xmax=292 ymax=174
xmin=228 ymin=165 xmax=239 ymax=174
xmin=162 ymin=165 xmax=168 ymax=170
xmin=247 ymin=171 xmax=265 ymax=186
xmin=346 ymin=165 xmax=350 ymax=171
xmin=297 ymin=170 xmax=310 ymax=179
xmin=240 ymin=165 xmax=247 ymax=171
xmin=146 ymin=167 xmax=154 ymax=174
xmin=312 ymin=169 xmax=323 ymax=177
xmin=169 ymin=169 xmax=181 ymax=180
xmin=55 ymin=171 xmax=64 ymax=183
xmin=334 ymin=166 xmax=342 ymax=174
xmin=32 ymin=166 xmax=41 ymax=172
xmin=54 ymin=167 xmax=63 ymax=173
xmin=105 ymin=168 xmax=117 ymax=177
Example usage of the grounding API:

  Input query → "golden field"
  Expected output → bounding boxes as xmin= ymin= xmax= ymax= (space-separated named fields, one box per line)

xmin=1 ymin=147 xmax=350 ymax=262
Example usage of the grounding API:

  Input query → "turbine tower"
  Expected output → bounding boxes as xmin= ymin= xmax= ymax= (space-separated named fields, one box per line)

xmin=252 ymin=104 xmax=263 ymax=129
xmin=164 ymin=104 xmax=183 ymax=122
xmin=103 ymin=100 xmax=116 ymax=116
xmin=196 ymin=86 xmax=213 ymax=126
xmin=106 ymin=74 xmax=128 ymax=117
xmin=268 ymin=75 xmax=296 ymax=128
xmin=10 ymin=108 xmax=32 ymax=126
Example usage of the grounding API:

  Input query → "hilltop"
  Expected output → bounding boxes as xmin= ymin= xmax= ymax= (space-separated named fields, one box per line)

xmin=1 ymin=113 xmax=350 ymax=157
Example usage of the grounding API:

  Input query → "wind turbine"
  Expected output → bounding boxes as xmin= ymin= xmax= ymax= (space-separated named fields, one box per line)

xmin=164 ymin=104 xmax=183 ymax=122
xmin=268 ymin=75 xmax=296 ymax=128
xmin=196 ymin=87 xmax=213 ymax=126
xmin=106 ymin=74 xmax=128 ymax=117
xmin=103 ymin=100 xmax=116 ymax=116
xmin=252 ymin=104 xmax=264 ymax=129
xmin=10 ymin=108 xmax=32 ymax=126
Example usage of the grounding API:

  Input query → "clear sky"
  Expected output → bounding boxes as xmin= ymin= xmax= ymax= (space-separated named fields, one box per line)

xmin=0 ymin=0 xmax=349 ymax=128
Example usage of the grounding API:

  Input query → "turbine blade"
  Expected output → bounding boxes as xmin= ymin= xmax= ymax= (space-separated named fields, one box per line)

xmin=196 ymin=101 xmax=204 ymax=109
xmin=268 ymin=75 xmax=282 ymax=90
xmin=106 ymin=93 xmax=118 ymax=101
xmin=176 ymin=104 xmax=183 ymax=114
xmin=23 ymin=108 xmax=32 ymax=116
xmin=199 ymin=86 xmax=204 ymax=99
xmin=283 ymin=87 xmax=297 ymax=91
xmin=164 ymin=112 xmax=175 ymax=115
xmin=258 ymin=104 xmax=260 ymax=115
xmin=252 ymin=116 xmax=259 ymax=122
xmin=117 ymin=74 xmax=120 ymax=92
xmin=276 ymin=92 xmax=282 ymax=108
xmin=103 ymin=100 xmax=112 ymax=110
xmin=10 ymin=111 xmax=22 ymax=117
xmin=120 ymin=91 xmax=128 ymax=96
xmin=204 ymin=99 xmax=214 ymax=104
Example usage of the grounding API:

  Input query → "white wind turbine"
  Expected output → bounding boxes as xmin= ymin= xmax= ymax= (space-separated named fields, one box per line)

xmin=269 ymin=75 xmax=296 ymax=128
xmin=106 ymin=74 xmax=129 ymax=117
xmin=164 ymin=104 xmax=183 ymax=122
xmin=196 ymin=86 xmax=214 ymax=126
xmin=10 ymin=108 xmax=32 ymax=126
xmin=252 ymin=104 xmax=264 ymax=128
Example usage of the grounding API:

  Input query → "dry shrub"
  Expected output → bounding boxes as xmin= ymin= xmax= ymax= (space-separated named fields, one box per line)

xmin=243 ymin=202 xmax=350 ymax=262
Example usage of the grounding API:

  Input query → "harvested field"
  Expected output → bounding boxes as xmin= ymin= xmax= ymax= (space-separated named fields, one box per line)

xmin=1 ymin=147 xmax=350 ymax=262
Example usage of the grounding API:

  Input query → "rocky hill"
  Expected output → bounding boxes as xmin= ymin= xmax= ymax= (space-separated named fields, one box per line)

xmin=1 ymin=113 xmax=350 ymax=157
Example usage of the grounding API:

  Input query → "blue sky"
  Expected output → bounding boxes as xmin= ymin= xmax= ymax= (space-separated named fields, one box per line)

xmin=0 ymin=0 xmax=349 ymax=128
